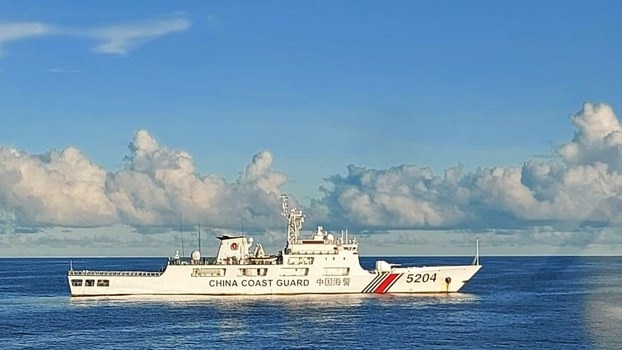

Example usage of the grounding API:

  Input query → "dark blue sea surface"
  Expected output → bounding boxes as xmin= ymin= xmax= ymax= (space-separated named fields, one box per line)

xmin=1 ymin=256 xmax=621 ymax=349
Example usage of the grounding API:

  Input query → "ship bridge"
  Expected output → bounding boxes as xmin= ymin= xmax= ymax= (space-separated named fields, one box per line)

xmin=281 ymin=196 xmax=358 ymax=256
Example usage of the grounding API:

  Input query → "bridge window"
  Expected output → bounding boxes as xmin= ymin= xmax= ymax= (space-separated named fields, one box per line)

xmin=71 ymin=279 xmax=82 ymax=287
xmin=192 ymin=268 xmax=225 ymax=277
xmin=239 ymin=268 xmax=268 ymax=277
xmin=85 ymin=279 xmax=95 ymax=287
xmin=97 ymin=280 xmax=110 ymax=287
xmin=279 ymin=268 xmax=309 ymax=276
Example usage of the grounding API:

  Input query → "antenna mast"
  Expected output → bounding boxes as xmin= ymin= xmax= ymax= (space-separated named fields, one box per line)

xmin=180 ymin=214 xmax=185 ymax=257
xmin=281 ymin=195 xmax=304 ymax=245
xmin=198 ymin=223 xmax=201 ymax=255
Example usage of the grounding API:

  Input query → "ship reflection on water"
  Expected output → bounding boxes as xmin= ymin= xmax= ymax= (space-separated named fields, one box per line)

xmin=68 ymin=292 xmax=480 ymax=343
xmin=68 ymin=292 xmax=479 ymax=309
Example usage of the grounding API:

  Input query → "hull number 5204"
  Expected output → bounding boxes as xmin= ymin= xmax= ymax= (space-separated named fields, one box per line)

xmin=406 ymin=273 xmax=437 ymax=283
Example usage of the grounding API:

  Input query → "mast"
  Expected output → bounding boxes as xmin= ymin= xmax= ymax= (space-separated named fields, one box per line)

xmin=180 ymin=214 xmax=185 ymax=257
xmin=281 ymin=195 xmax=304 ymax=245
xmin=198 ymin=223 xmax=201 ymax=255
xmin=472 ymin=237 xmax=480 ymax=266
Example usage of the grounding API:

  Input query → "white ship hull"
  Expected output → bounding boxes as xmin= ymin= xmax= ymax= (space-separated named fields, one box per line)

xmin=68 ymin=261 xmax=481 ymax=296
xmin=68 ymin=197 xmax=482 ymax=297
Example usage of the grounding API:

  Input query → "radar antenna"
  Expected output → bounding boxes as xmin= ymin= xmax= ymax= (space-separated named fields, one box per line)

xmin=281 ymin=195 xmax=304 ymax=244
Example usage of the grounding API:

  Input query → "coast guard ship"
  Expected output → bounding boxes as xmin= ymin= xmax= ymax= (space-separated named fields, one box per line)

xmin=68 ymin=197 xmax=481 ymax=296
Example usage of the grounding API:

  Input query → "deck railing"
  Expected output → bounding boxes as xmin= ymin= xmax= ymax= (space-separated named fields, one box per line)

xmin=68 ymin=270 xmax=162 ymax=277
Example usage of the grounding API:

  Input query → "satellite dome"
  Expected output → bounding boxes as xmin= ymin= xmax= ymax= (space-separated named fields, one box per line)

xmin=191 ymin=250 xmax=201 ymax=261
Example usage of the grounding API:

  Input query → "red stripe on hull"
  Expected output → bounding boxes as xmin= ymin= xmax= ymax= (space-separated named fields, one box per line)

xmin=373 ymin=273 xmax=399 ymax=294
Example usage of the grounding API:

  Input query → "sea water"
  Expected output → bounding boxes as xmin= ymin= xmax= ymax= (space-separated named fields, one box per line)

xmin=1 ymin=256 xmax=621 ymax=349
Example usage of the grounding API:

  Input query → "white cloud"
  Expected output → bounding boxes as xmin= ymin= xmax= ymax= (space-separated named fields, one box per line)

xmin=106 ymin=130 xmax=288 ymax=229
xmin=89 ymin=18 xmax=191 ymax=55
xmin=311 ymin=164 xmax=467 ymax=229
xmin=0 ymin=21 xmax=56 ymax=57
xmin=3 ymin=103 xmax=622 ymax=255
xmin=0 ymin=146 xmax=117 ymax=226
xmin=0 ymin=17 xmax=192 ymax=58
xmin=0 ymin=130 xmax=289 ymax=231
xmin=312 ymin=102 xmax=622 ymax=232
xmin=558 ymin=103 xmax=622 ymax=170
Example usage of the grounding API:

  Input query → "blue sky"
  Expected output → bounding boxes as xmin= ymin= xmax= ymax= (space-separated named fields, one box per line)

xmin=1 ymin=1 xmax=622 ymax=256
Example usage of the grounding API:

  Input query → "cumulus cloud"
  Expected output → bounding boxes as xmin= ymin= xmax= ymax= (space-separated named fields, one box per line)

xmin=3 ymin=102 xmax=622 ymax=249
xmin=0 ymin=146 xmax=117 ymax=227
xmin=311 ymin=164 xmax=468 ymax=229
xmin=89 ymin=18 xmax=191 ymax=55
xmin=312 ymin=102 xmax=622 ymax=231
xmin=107 ymin=131 xmax=288 ymax=229
xmin=0 ymin=130 xmax=289 ymax=232
xmin=0 ymin=21 xmax=57 ymax=57
xmin=558 ymin=103 xmax=622 ymax=170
